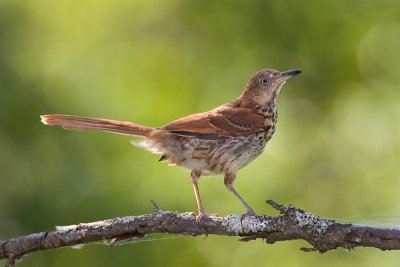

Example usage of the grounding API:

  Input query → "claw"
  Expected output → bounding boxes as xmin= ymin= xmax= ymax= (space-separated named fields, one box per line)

xmin=196 ymin=212 xmax=219 ymax=224
xmin=245 ymin=209 xmax=257 ymax=216
xmin=240 ymin=209 xmax=257 ymax=221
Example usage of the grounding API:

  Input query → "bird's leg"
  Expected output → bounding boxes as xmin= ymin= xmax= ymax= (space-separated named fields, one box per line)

xmin=191 ymin=171 xmax=205 ymax=217
xmin=224 ymin=172 xmax=257 ymax=216
xmin=191 ymin=170 xmax=217 ymax=223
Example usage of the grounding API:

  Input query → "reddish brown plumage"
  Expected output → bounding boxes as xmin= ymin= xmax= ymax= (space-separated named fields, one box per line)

xmin=41 ymin=69 xmax=302 ymax=222
xmin=41 ymin=114 xmax=153 ymax=136
xmin=161 ymin=102 xmax=265 ymax=138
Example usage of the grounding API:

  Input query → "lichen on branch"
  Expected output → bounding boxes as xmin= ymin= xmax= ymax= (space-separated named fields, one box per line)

xmin=1 ymin=200 xmax=400 ymax=267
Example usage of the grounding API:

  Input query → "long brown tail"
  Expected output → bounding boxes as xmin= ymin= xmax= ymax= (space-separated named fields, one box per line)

xmin=41 ymin=114 xmax=153 ymax=136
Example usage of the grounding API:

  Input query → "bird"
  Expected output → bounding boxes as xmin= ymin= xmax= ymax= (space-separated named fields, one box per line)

xmin=41 ymin=68 xmax=302 ymax=222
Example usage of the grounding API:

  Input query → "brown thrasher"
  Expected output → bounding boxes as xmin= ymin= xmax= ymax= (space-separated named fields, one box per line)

xmin=41 ymin=69 xmax=302 ymax=221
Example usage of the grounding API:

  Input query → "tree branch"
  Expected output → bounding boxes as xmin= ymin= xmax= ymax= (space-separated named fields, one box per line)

xmin=1 ymin=200 xmax=400 ymax=266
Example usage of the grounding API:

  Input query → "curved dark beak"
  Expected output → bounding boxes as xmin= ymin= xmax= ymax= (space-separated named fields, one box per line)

xmin=281 ymin=69 xmax=302 ymax=79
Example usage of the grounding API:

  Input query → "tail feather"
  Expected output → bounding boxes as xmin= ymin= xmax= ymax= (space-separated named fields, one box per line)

xmin=41 ymin=114 xmax=153 ymax=136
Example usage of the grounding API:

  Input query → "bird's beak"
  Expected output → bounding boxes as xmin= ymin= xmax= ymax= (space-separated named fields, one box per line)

xmin=280 ymin=69 xmax=302 ymax=80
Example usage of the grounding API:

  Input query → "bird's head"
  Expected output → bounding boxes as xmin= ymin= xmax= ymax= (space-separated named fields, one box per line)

xmin=241 ymin=69 xmax=302 ymax=106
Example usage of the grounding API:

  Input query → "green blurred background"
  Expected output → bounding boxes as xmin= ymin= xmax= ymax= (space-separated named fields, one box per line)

xmin=1 ymin=0 xmax=400 ymax=266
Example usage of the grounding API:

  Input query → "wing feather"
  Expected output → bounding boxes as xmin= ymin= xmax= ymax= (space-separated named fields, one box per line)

xmin=161 ymin=105 xmax=264 ymax=139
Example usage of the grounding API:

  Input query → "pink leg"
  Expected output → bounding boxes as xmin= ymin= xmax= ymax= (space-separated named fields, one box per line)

xmin=224 ymin=172 xmax=257 ymax=215
xmin=191 ymin=170 xmax=218 ymax=223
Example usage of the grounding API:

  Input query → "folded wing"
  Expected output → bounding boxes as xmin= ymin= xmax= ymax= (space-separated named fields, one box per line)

xmin=161 ymin=105 xmax=264 ymax=140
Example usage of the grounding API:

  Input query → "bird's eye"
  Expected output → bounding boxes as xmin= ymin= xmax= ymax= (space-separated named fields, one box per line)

xmin=261 ymin=78 xmax=269 ymax=85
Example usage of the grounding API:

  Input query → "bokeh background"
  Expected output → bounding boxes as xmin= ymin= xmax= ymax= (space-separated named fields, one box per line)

xmin=1 ymin=0 xmax=400 ymax=266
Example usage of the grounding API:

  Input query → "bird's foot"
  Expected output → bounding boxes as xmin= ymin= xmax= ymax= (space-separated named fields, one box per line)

xmin=245 ymin=209 xmax=257 ymax=216
xmin=196 ymin=212 xmax=219 ymax=224
xmin=240 ymin=209 xmax=257 ymax=221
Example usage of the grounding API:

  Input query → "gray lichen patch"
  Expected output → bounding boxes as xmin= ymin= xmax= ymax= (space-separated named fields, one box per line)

xmin=175 ymin=212 xmax=197 ymax=220
xmin=242 ymin=216 xmax=271 ymax=233
xmin=115 ymin=215 xmax=147 ymax=225
xmin=222 ymin=215 xmax=271 ymax=235
xmin=222 ymin=215 xmax=243 ymax=234
xmin=294 ymin=211 xmax=334 ymax=234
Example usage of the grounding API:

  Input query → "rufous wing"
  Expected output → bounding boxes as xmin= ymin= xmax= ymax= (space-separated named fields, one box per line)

xmin=161 ymin=105 xmax=264 ymax=140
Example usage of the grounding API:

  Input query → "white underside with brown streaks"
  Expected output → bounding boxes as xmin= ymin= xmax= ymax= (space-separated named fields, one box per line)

xmin=132 ymin=128 xmax=275 ymax=176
